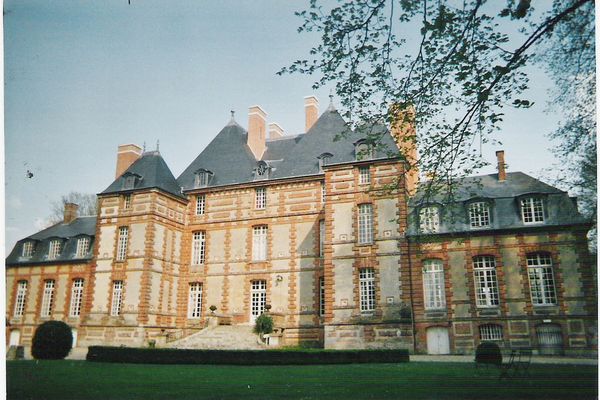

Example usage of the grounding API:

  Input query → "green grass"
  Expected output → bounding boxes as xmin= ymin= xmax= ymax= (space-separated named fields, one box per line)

xmin=6 ymin=360 xmax=597 ymax=400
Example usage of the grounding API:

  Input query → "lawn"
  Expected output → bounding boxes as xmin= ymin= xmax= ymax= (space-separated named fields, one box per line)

xmin=6 ymin=360 xmax=598 ymax=400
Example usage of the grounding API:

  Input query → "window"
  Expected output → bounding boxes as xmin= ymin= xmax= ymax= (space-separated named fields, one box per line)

xmin=355 ymin=140 xmax=373 ymax=160
xmin=321 ymin=182 xmax=326 ymax=203
xmin=123 ymin=194 xmax=132 ymax=210
xmin=111 ymin=281 xmax=123 ymax=316
xmin=195 ymin=195 xmax=205 ymax=215
xmin=116 ymin=227 xmax=128 ymax=261
xmin=359 ymin=166 xmax=370 ymax=185
xmin=251 ymin=280 xmax=267 ymax=319
xmin=359 ymin=268 xmax=376 ymax=313
xmin=41 ymin=280 xmax=55 ymax=317
xmin=76 ymin=237 xmax=90 ymax=258
xmin=122 ymin=173 xmax=141 ymax=190
xmin=527 ymin=253 xmax=557 ymax=306
xmin=423 ymin=260 xmax=446 ymax=310
xmin=194 ymin=169 xmax=213 ymax=188
xmin=469 ymin=202 xmax=491 ymax=228
xmin=473 ymin=256 xmax=499 ymax=307
xmin=255 ymin=187 xmax=266 ymax=209
xmin=48 ymin=240 xmax=62 ymax=260
xmin=191 ymin=231 xmax=206 ymax=265
xmin=22 ymin=242 xmax=34 ymax=258
xmin=521 ymin=197 xmax=544 ymax=223
xmin=188 ymin=282 xmax=203 ymax=318
xmin=252 ymin=226 xmax=268 ymax=261
xmin=479 ymin=324 xmax=503 ymax=341
xmin=419 ymin=206 xmax=440 ymax=233
xmin=69 ymin=279 xmax=84 ymax=317
xmin=13 ymin=281 xmax=27 ymax=318
xmin=319 ymin=277 xmax=325 ymax=317
xmin=358 ymin=204 xmax=373 ymax=244
xmin=319 ymin=219 xmax=325 ymax=257
xmin=317 ymin=152 xmax=333 ymax=172
xmin=255 ymin=161 xmax=270 ymax=180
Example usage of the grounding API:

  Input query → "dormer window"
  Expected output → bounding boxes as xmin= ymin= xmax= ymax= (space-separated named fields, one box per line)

xmin=76 ymin=236 xmax=90 ymax=258
xmin=468 ymin=202 xmax=491 ymax=228
xmin=254 ymin=161 xmax=271 ymax=180
xmin=22 ymin=241 xmax=35 ymax=258
xmin=354 ymin=139 xmax=373 ymax=161
xmin=520 ymin=197 xmax=544 ymax=224
xmin=317 ymin=152 xmax=333 ymax=172
xmin=419 ymin=206 xmax=440 ymax=233
xmin=122 ymin=172 xmax=141 ymax=190
xmin=194 ymin=169 xmax=213 ymax=188
xmin=48 ymin=239 xmax=62 ymax=260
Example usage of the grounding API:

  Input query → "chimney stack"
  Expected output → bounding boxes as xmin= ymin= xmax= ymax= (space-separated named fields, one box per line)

xmin=64 ymin=203 xmax=79 ymax=224
xmin=304 ymin=96 xmax=319 ymax=132
xmin=389 ymin=103 xmax=419 ymax=195
xmin=116 ymin=144 xmax=143 ymax=179
xmin=496 ymin=150 xmax=506 ymax=181
xmin=268 ymin=123 xmax=284 ymax=140
xmin=247 ymin=105 xmax=267 ymax=159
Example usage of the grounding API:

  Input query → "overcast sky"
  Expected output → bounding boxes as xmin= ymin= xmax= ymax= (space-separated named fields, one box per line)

xmin=4 ymin=0 xmax=563 ymax=251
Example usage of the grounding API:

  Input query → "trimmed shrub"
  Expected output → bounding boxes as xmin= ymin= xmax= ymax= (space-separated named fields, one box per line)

xmin=253 ymin=314 xmax=274 ymax=335
xmin=86 ymin=346 xmax=410 ymax=365
xmin=32 ymin=321 xmax=73 ymax=360
xmin=475 ymin=342 xmax=502 ymax=366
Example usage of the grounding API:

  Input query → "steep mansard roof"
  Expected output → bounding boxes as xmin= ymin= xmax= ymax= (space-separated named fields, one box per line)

xmin=6 ymin=216 xmax=96 ymax=266
xmin=101 ymin=150 xmax=185 ymax=199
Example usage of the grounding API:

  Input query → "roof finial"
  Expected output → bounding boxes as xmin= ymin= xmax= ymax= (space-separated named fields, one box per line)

xmin=143 ymin=141 xmax=146 ymax=153
xmin=228 ymin=109 xmax=237 ymax=125
xmin=328 ymin=89 xmax=336 ymax=111
xmin=156 ymin=139 xmax=160 ymax=152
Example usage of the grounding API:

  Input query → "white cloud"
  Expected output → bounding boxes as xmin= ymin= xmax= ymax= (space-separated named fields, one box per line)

xmin=33 ymin=217 xmax=52 ymax=231
xmin=8 ymin=195 xmax=23 ymax=210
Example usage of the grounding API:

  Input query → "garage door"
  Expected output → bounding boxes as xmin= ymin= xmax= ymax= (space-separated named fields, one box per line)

xmin=427 ymin=327 xmax=450 ymax=355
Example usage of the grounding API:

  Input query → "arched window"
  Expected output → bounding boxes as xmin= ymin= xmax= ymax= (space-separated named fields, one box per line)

xmin=317 ymin=152 xmax=333 ymax=172
xmin=254 ymin=161 xmax=271 ymax=180
xmin=473 ymin=256 xmax=499 ymax=307
xmin=354 ymin=139 xmax=373 ymax=160
xmin=194 ymin=169 xmax=213 ymax=188
xmin=527 ymin=253 xmax=557 ymax=305
xmin=423 ymin=260 xmax=446 ymax=310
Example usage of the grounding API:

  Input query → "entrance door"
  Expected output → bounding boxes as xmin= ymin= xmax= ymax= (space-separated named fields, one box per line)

xmin=427 ymin=327 xmax=450 ymax=355
xmin=9 ymin=330 xmax=20 ymax=346
xmin=250 ymin=280 xmax=267 ymax=323
xmin=537 ymin=324 xmax=564 ymax=355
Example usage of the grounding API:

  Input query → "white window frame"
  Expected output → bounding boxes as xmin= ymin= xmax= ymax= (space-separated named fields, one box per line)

xmin=319 ymin=219 xmax=325 ymax=257
xmin=359 ymin=268 xmax=376 ymax=313
xmin=321 ymin=182 xmax=326 ymax=203
xmin=22 ymin=242 xmax=34 ymax=258
xmin=252 ymin=225 xmax=268 ymax=261
xmin=469 ymin=202 xmax=491 ymax=228
xmin=255 ymin=187 xmax=267 ymax=209
xmin=479 ymin=324 xmax=503 ymax=341
xmin=48 ymin=240 xmax=61 ymax=260
xmin=473 ymin=256 xmax=499 ymax=308
xmin=521 ymin=197 xmax=544 ymax=224
xmin=188 ymin=282 xmax=203 ymax=319
xmin=358 ymin=204 xmax=373 ymax=244
xmin=191 ymin=231 xmax=206 ymax=265
xmin=111 ymin=281 xmax=123 ymax=316
xmin=319 ymin=277 xmax=325 ymax=317
xmin=69 ymin=279 xmax=85 ymax=317
xmin=251 ymin=280 xmax=267 ymax=320
xmin=359 ymin=166 xmax=370 ymax=185
xmin=123 ymin=194 xmax=132 ymax=210
xmin=195 ymin=194 xmax=205 ymax=215
xmin=75 ymin=237 xmax=90 ymax=258
xmin=40 ymin=280 xmax=55 ymax=317
xmin=423 ymin=259 xmax=446 ymax=310
xmin=13 ymin=281 xmax=27 ymax=318
xmin=116 ymin=226 xmax=128 ymax=262
xmin=419 ymin=206 xmax=440 ymax=233
xmin=527 ymin=253 xmax=557 ymax=306
xmin=195 ymin=171 xmax=210 ymax=188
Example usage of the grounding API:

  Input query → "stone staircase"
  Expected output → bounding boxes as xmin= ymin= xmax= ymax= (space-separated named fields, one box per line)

xmin=165 ymin=325 xmax=265 ymax=350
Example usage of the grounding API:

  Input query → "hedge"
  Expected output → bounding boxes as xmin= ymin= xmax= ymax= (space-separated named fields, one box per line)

xmin=86 ymin=346 xmax=409 ymax=365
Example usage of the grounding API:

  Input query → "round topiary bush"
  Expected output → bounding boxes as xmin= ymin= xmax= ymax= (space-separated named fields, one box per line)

xmin=475 ymin=342 xmax=502 ymax=366
xmin=31 ymin=321 xmax=73 ymax=360
xmin=253 ymin=314 xmax=274 ymax=335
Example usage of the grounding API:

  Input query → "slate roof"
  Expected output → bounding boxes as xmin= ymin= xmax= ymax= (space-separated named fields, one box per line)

xmin=101 ymin=151 xmax=184 ymax=199
xmin=6 ymin=216 xmax=97 ymax=266
xmin=407 ymin=172 xmax=590 ymax=235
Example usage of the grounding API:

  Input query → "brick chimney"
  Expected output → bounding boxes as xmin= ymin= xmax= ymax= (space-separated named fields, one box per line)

xmin=64 ymin=203 xmax=78 ymax=224
xmin=389 ymin=103 xmax=419 ymax=195
xmin=116 ymin=144 xmax=143 ymax=179
xmin=496 ymin=150 xmax=506 ymax=181
xmin=268 ymin=123 xmax=284 ymax=140
xmin=247 ymin=106 xmax=267 ymax=159
xmin=304 ymin=96 xmax=319 ymax=132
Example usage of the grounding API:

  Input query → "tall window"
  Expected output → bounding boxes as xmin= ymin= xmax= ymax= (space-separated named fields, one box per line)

xmin=358 ymin=204 xmax=373 ymax=244
xmin=321 ymin=182 xmax=326 ymax=203
xmin=195 ymin=194 xmax=206 ymax=215
xmin=319 ymin=277 xmax=326 ymax=316
xmin=188 ymin=282 xmax=203 ymax=318
xmin=527 ymin=253 xmax=557 ymax=306
xmin=359 ymin=268 xmax=375 ymax=313
xmin=191 ymin=231 xmax=206 ymax=265
xmin=255 ymin=187 xmax=266 ymax=209
xmin=76 ymin=237 xmax=90 ymax=258
xmin=473 ymin=256 xmax=499 ymax=307
xmin=22 ymin=242 xmax=34 ymax=258
xmin=419 ymin=206 xmax=440 ymax=233
xmin=521 ymin=197 xmax=544 ymax=223
xmin=123 ymin=194 xmax=132 ymax=210
xmin=469 ymin=202 xmax=491 ymax=228
xmin=194 ymin=170 xmax=212 ymax=188
xmin=13 ymin=281 xmax=27 ymax=318
xmin=69 ymin=279 xmax=85 ymax=317
xmin=251 ymin=280 xmax=267 ymax=320
xmin=479 ymin=324 xmax=503 ymax=341
xmin=48 ymin=240 xmax=62 ymax=260
xmin=319 ymin=219 xmax=325 ymax=257
xmin=423 ymin=260 xmax=446 ymax=310
xmin=116 ymin=227 xmax=129 ymax=261
xmin=40 ymin=280 xmax=55 ymax=317
xmin=111 ymin=281 xmax=123 ymax=316
xmin=252 ymin=226 xmax=268 ymax=261
xmin=359 ymin=166 xmax=370 ymax=185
